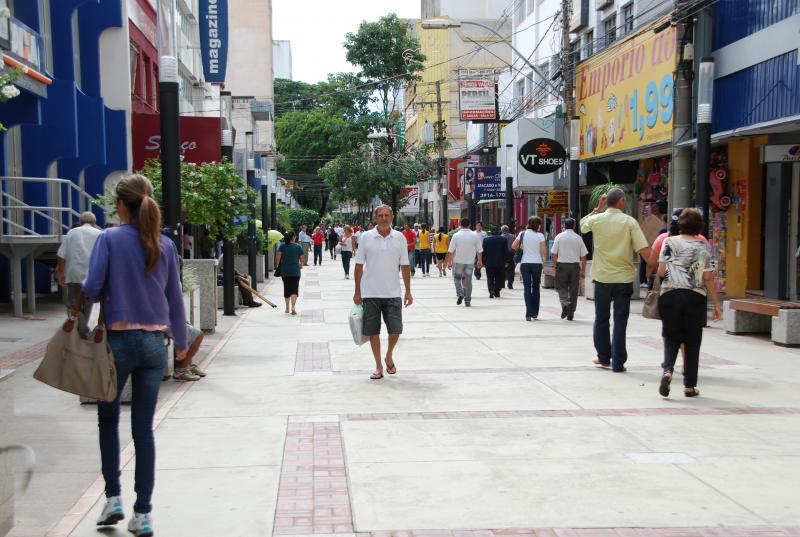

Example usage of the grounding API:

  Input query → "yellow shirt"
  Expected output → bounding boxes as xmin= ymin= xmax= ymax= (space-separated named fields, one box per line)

xmin=580 ymin=208 xmax=648 ymax=283
xmin=418 ymin=230 xmax=431 ymax=249
xmin=433 ymin=233 xmax=449 ymax=253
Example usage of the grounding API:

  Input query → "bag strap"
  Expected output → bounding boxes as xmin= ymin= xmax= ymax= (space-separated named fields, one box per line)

xmin=68 ymin=290 xmax=106 ymax=342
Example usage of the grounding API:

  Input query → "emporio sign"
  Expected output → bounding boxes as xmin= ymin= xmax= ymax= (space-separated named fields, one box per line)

xmin=576 ymin=15 xmax=677 ymax=159
xmin=199 ymin=0 xmax=229 ymax=83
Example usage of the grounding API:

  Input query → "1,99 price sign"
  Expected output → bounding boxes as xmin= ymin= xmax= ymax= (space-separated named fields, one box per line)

xmin=576 ymin=18 xmax=676 ymax=159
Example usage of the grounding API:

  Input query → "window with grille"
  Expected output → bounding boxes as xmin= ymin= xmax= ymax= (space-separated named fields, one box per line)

xmin=604 ymin=15 xmax=617 ymax=48
xmin=622 ymin=3 xmax=634 ymax=35
xmin=584 ymin=30 xmax=594 ymax=58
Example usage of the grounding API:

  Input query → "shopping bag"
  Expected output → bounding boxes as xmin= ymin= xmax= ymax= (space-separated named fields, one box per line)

xmin=642 ymin=277 xmax=661 ymax=320
xmin=34 ymin=311 xmax=117 ymax=402
xmin=348 ymin=305 xmax=368 ymax=346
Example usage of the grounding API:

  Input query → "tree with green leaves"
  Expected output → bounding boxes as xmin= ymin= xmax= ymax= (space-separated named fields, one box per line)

xmin=343 ymin=13 xmax=425 ymax=151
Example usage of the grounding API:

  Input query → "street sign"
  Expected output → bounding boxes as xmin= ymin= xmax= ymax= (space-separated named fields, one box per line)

xmin=472 ymin=167 xmax=502 ymax=201
xmin=760 ymin=144 xmax=800 ymax=163
xmin=518 ymin=138 xmax=567 ymax=174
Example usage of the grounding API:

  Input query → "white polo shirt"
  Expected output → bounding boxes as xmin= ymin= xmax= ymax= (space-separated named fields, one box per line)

xmin=354 ymin=228 xmax=409 ymax=298
xmin=57 ymin=224 xmax=102 ymax=283
xmin=447 ymin=228 xmax=483 ymax=265
xmin=551 ymin=229 xmax=588 ymax=263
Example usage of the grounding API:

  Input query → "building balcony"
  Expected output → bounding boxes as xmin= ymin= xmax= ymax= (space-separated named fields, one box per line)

xmin=3 ymin=17 xmax=43 ymax=72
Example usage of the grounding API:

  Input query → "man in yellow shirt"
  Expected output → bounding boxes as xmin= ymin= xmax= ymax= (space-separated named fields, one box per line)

xmin=580 ymin=188 xmax=651 ymax=372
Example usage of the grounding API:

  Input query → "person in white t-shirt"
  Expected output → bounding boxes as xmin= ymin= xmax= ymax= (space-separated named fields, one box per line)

xmin=56 ymin=212 xmax=102 ymax=335
xmin=445 ymin=218 xmax=483 ymax=307
xmin=551 ymin=218 xmax=588 ymax=320
xmin=474 ymin=222 xmax=488 ymax=279
xmin=512 ymin=216 xmax=548 ymax=321
xmin=353 ymin=205 xmax=412 ymax=380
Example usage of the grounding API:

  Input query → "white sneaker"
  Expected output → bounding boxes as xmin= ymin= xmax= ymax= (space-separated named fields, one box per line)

xmin=96 ymin=496 xmax=124 ymax=526
xmin=127 ymin=512 xmax=154 ymax=537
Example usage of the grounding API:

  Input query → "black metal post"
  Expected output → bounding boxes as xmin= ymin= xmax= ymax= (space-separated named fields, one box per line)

xmin=270 ymin=192 xmax=277 ymax=231
xmin=505 ymin=174 xmax=514 ymax=229
xmin=159 ymin=80 xmax=181 ymax=254
xmin=569 ymin=117 xmax=580 ymax=224
xmin=695 ymin=122 xmax=711 ymax=238
xmin=247 ymin=167 xmax=257 ymax=290
xmin=220 ymin=140 xmax=236 ymax=316
xmin=261 ymin=184 xmax=269 ymax=280
xmin=423 ymin=193 xmax=429 ymax=225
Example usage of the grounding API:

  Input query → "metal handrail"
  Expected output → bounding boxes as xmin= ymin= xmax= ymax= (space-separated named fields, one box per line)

xmin=1 ymin=176 xmax=100 ymax=240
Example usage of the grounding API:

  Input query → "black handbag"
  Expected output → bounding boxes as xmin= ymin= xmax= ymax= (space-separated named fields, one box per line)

xmin=513 ymin=231 xmax=525 ymax=264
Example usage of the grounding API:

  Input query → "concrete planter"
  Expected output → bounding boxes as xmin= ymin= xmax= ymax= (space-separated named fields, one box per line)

xmin=234 ymin=255 xmax=264 ymax=283
xmin=184 ymin=259 xmax=218 ymax=333
xmin=0 ymin=370 xmax=14 ymax=537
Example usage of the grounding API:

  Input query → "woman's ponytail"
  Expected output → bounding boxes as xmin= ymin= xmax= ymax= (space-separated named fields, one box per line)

xmin=115 ymin=174 xmax=162 ymax=273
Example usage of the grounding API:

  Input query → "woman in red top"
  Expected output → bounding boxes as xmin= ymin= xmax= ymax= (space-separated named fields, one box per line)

xmin=311 ymin=226 xmax=325 ymax=266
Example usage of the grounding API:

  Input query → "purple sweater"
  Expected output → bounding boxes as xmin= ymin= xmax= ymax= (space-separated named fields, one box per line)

xmin=83 ymin=224 xmax=187 ymax=349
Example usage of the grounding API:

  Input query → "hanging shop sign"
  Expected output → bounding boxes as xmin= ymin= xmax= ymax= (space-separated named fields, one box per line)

xmin=575 ymin=15 xmax=676 ymax=159
xmin=458 ymin=69 xmax=498 ymax=122
xmin=472 ymin=167 xmax=502 ymax=201
xmin=569 ymin=0 xmax=589 ymax=32
xmin=536 ymin=190 xmax=569 ymax=215
xmin=198 ymin=0 xmax=229 ymax=83
xmin=760 ymin=144 xmax=800 ymax=163
xmin=518 ymin=138 xmax=567 ymax=174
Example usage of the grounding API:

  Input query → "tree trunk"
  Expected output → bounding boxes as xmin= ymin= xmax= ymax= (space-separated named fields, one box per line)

xmin=319 ymin=193 xmax=329 ymax=219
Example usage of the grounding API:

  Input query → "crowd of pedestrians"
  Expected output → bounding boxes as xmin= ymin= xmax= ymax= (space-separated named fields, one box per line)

xmin=52 ymin=176 xmax=727 ymax=536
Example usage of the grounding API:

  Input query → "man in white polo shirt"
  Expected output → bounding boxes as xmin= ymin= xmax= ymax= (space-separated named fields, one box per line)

xmin=445 ymin=218 xmax=483 ymax=307
xmin=353 ymin=205 xmax=412 ymax=380
xmin=551 ymin=218 xmax=588 ymax=321
xmin=56 ymin=211 xmax=101 ymax=335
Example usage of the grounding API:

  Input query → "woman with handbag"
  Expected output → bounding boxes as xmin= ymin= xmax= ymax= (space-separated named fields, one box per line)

xmin=275 ymin=231 xmax=305 ymax=314
xmin=82 ymin=174 xmax=187 ymax=537
xmin=656 ymin=208 xmax=722 ymax=398
xmin=512 ymin=216 xmax=548 ymax=321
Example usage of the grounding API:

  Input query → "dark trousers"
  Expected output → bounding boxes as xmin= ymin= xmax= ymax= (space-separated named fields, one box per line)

xmin=659 ymin=289 xmax=706 ymax=387
xmin=419 ymin=250 xmax=431 ymax=274
xmin=593 ymin=281 xmax=633 ymax=370
xmin=555 ymin=263 xmax=581 ymax=315
xmin=341 ymin=251 xmax=352 ymax=275
xmin=505 ymin=262 xmax=516 ymax=288
xmin=520 ymin=263 xmax=543 ymax=317
xmin=313 ymin=245 xmax=323 ymax=265
xmin=99 ymin=330 xmax=166 ymax=514
xmin=486 ymin=266 xmax=504 ymax=296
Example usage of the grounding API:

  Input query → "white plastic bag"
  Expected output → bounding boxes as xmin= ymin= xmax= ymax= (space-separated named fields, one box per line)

xmin=349 ymin=304 xmax=368 ymax=346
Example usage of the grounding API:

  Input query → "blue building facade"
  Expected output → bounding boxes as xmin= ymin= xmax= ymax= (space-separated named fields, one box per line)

xmin=0 ymin=0 xmax=130 ymax=301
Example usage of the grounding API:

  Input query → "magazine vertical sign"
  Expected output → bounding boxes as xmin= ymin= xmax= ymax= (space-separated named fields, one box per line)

xmin=199 ymin=0 xmax=229 ymax=83
xmin=458 ymin=69 xmax=498 ymax=123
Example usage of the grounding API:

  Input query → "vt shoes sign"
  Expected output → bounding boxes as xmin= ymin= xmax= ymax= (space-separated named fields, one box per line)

xmin=518 ymin=138 xmax=566 ymax=174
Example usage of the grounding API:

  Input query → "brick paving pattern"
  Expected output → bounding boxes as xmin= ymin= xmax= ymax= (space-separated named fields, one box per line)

xmin=274 ymin=419 xmax=354 ymax=535
xmin=301 ymin=309 xmax=325 ymax=325
xmin=356 ymin=528 xmax=800 ymax=536
xmin=346 ymin=407 xmax=800 ymax=421
xmin=295 ymin=342 xmax=332 ymax=373
xmin=1 ymin=339 xmax=48 ymax=369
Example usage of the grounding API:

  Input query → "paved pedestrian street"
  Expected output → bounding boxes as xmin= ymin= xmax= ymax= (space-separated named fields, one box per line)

xmin=6 ymin=262 xmax=800 ymax=537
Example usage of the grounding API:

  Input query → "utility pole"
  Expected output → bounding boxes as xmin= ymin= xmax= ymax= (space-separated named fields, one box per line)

xmin=435 ymin=80 xmax=448 ymax=229
xmin=561 ymin=0 xmax=580 ymax=222
xmin=670 ymin=2 xmax=693 ymax=212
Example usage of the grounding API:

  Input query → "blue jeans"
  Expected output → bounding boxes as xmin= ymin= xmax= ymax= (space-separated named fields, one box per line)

xmin=593 ymin=282 xmax=634 ymax=370
xmin=98 ymin=330 xmax=167 ymax=514
xmin=407 ymin=250 xmax=416 ymax=273
xmin=419 ymin=250 xmax=431 ymax=274
xmin=341 ymin=250 xmax=352 ymax=275
xmin=453 ymin=263 xmax=475 ymax=303
xmin=520 ymin=263 xmax=543 ymax=317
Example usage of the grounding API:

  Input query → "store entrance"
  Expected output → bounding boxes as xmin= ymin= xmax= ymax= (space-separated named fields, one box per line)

xmin=790 ymin=163 xmax=800 ymax=301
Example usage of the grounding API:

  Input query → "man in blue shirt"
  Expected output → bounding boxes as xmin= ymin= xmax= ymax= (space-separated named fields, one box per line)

xmin=482 ymin=226 xmax=510 ymax=298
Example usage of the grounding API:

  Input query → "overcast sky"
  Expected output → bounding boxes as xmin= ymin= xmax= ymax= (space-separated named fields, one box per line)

xmin=272 ymin=0 xmax=421 ymax=84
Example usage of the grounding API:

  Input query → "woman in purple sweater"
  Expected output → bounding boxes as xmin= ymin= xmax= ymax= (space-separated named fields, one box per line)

xmin=83 ymin=174 xmax=187 ymax=537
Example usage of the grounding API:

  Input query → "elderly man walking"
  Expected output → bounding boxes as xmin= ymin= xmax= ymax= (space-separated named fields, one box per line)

xmin=551 ymin=218 xmax=588 ymax=321
xmin=353 ymin=205 xmax=413 ymax=380
xmin=56 ymin=211 xmax=102 ymax=334
xmin=298 ymin=225 xmax=312 ymax=266
xmin=580 ymin=188 xmax=651 ymax=372
xmin=446 ymin=218 xmax=483 ymax=307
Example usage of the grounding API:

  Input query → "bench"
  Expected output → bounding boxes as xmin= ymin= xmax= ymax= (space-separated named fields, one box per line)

xmin=724 ymin=297 xmax=800 ymax=346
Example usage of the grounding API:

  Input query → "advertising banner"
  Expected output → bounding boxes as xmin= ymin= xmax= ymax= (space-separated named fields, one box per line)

xmin=458 ymin=69 xmax=497 ymax=122
xmin=471 ymin=167 xmax=502 ymax=201
xmin=198 ymin=0 xmax=228 ymax=83
xmin=576 ymin=16 xmax=676 ymax=159
xmin=132 ymin=114 xmax=221 ymax=170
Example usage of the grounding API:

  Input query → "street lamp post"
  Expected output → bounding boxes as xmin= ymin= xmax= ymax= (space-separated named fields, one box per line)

xmin=220 ymin=126 xmax=236 ymax=316
xmin=569 ymin=117 xmax=581 ymax=221
xmin=505 ymin=144 xmax=514 ymax=229
xmin=156 ymin=0 xmax=181 ymax=254
xmin=245 ymin=131 xmax=257 ymax=290
xmin=695 ymin=57 xmax=714 ymax=239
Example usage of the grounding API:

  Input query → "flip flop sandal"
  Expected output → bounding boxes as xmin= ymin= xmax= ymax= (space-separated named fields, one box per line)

xmin=684 ymin=388 xmax=700 ymax=397
xmin=659 ymin=372 xmax=672 ymax=397
xmin=370 ymin=371 xmax=384 ymax=380
xmin=385 ymin=360 xmax=397 ymax=375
